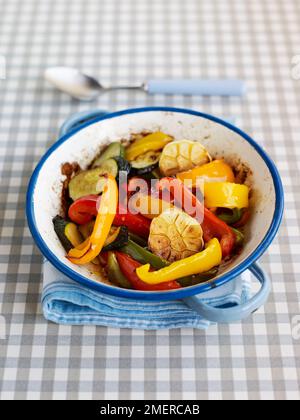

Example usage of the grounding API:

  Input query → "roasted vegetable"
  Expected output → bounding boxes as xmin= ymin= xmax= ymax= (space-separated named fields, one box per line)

xmin=113 ymin=156 xmax=131 ymax=175
xmin=53 ymin=216 xmax=82 ymax=252
xmin=159 ymin=140 xmax=211 ymax=176
xmin=95 ymin=158 xmax=118 ymax=178
xmin=116 ymin=252 xmax=181 ymax=291
xmin=128 ymin=232 xmax=148 ymax=247
xmin=201 ymin=207 xmax=236 ymax=259
xmin=120 ymin=239 xmax=168 ymax=269
xmin=177 ymin=159 xmax=235 ymax=185
xmin=157 ymin=177 xmax=236 ymax=258
xmin=136 ymin=238 xmax=222 ymax=284
xmin=80 ymin=222 xmax=128 ymax=251
xmin=151 ymin=167 xmax=162 ymax=179
xmin=131 ymin=194 xmax=174 ymax=219
xmin=107 ymin=252 xmax=132 ymax=289
xmin=177 ymin=267 xmax=219 ymax=287
xmin=92 ymin=142 xmax=125 ymax=168
xmin=78 ymin=220 xmax=95 ymax=239
xmin=233 ymin=208 xmax=251 ymax=228
xmin=103 ymin=226 xmax=129 ymax=251
xmin=68 ymin=195 xmax=99 ymax=225
xmin=231 ymin=227 xmax=244 ymax=247
xmin=131 ymin=151 xmax=161 ymax=175
xmin=217 ymin=208 xmax=243 ymax=225
xmin=67 ymin=175 xmax=118 ymax=265
xmin=204 ymin=182 xmax=249 ymax=209
xmin=114 ymin=206 xmax=151 ymax=238
xmin=125 ymin=132 xmax=172 ymax=161
xmin=68 ymin=168 xmax=107 ymax=201
xmin=148 ymin=208 xmax=204 ymax=262
xmin=93 ymin=155 xmax=131 ymax=180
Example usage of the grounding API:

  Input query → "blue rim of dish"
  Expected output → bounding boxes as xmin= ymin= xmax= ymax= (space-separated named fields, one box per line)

xmin=26 ymin=107 xmax=284 ymax=301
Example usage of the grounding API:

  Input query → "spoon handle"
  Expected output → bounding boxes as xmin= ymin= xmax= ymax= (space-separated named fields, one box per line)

xmin=146 ymin=79 xmax=246 ymax=96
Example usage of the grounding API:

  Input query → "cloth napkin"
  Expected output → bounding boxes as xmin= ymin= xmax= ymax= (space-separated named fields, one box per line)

xmin=42 ymin=260 xmax=252 ymax=329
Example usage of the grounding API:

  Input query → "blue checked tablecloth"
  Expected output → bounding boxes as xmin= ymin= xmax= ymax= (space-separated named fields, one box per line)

xmin=0 ymin=0 xmax=300 ymax=400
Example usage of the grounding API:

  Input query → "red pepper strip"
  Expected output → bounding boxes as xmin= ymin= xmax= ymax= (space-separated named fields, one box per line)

xmin=115 ymin=252 xmax=181 ymax=291
xmin=114 ymin=205 xmax=151 ymax=238
xmin=99 ymin=251 xmax=109 ymax=266
xmin=157 ymin=177 xmax=235 ymax=258
xmin=232 ymin=209 xmax=251 ymax=228
xmin=157 ymin=177 xmax=204 ymax=221
xmin=68 ymin=195 xmax=151 ymax=237
xmin=68 ymin=195 xmax=99 ymax=225
xmin=202 ymin=208 xmax=236 ymax=258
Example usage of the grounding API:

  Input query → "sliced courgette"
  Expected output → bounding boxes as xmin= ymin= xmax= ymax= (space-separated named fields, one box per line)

xmin=68 ymin=168 xmax=107 ymax=201
xmin=53 ymin=215 xmax=82 ymax=252
xmin=131 ymin=151 xmax=161 ymax=175
xmin=90 ymin=156 xmax=130 ymax=181
xmin=114 ymin=156 xmax=131 ymax=175
xmin=92 ymin=142 xmax=125 ymax=168
xmin=96 ymin=158 xmax=119 ymax=178
xmin=65 ymin=223 xmax=82 ymax=247
xmin=103 ymin=226 xmax=129 ymax=251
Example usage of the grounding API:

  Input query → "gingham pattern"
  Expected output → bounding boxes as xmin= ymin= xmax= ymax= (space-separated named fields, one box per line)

xmin=0 ymin=0 xmax=299 ymax=400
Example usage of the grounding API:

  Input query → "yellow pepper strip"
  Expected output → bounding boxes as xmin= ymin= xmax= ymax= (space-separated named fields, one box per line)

xmin=204 ymin=182 xmax=249 ymax=209
xmin=67 ymin=175 xmax=118 ymax=265
xmin=125 ymin=132 xmax=173 ymax=161
xmin=136 ymin=238 xmax=222 ymax=284
xmin=69 ymin=226 xmax=121 ymax=259
xmin=177 ymin=160 xmax=235 ymax=186
xmin=68 ymin=236 xmax=91 ymax=258
xmin=132 ymin=193 xmax=174 ymax=219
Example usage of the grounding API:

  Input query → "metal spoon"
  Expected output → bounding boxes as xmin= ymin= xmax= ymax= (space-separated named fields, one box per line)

xmin=44 ymin=67 xmax=246 ymax=100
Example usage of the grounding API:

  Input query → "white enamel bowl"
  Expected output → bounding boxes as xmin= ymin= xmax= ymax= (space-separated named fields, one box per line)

xmin=27 ymin=107 xmax=284 ymax=323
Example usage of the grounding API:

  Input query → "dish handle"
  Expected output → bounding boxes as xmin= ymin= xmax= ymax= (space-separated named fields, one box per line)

xmin=183 ymin=263 xmax=271 ymax=323
xmin=59 ymin=109 xmax=109 ymax=137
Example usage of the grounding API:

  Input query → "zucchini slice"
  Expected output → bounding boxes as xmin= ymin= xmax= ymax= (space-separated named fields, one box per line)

xmin=96 ymin=158 xmax=119 ymax=178
xmin=68 ymin=168 xmax=107 ymax=201
xmin=103 ymin=226 xmax=129 ymax=251
xmin=70 ymin=157 xmax=130 ymax=201
xmin=89 ymin=156 xmax=130 ymax=182
xmin=64 ymin=223 xmax=82 ymax=247
xmin=114 ymin=156 xmax=131 ymax=175
xmin=53 ymin=216 xmax=82 ymax=252
xmin=92 ymin=142 xmax=125 ymax=168
xmin=131 ymin=150 xmax=161 ymax=171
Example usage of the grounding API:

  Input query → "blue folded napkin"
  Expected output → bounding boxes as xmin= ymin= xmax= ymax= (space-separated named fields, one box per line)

xmin=42 ymin=260 xmax=252 ymax=329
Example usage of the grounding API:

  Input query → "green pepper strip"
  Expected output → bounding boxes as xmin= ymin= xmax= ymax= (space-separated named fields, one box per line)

xmin=231 ymin=227 xmax=244 ymax=247
xmin=128 ymin=232 xmax=148 ymax=248
xmin=217 ymin=208 xmax=243 ymax=224
xmin=177 ymin=268 xmax=219 ymax=287
xmin=107 ymin=251 xmax=132 ymax=289
xmin=120 ymin=240 xmax=168 ymax=269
